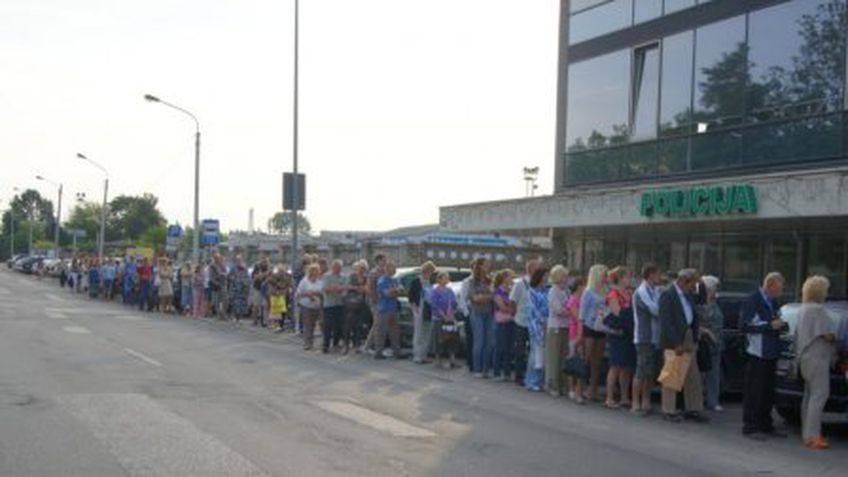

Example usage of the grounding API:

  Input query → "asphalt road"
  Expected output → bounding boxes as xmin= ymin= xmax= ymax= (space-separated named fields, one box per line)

xmin=0 ymin=270 xmax=845 ymax=477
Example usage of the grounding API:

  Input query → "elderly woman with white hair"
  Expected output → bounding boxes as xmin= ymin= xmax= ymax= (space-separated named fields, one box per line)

xmin=698 ymin=275 xmax=724 ymax=411
xmin=795 ymin=275 xmax=837 ymax=449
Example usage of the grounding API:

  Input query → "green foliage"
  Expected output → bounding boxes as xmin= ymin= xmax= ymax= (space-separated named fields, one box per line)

xmin=138 ymin=225 xmax=167 ymax=253
xmin=269 ymin=211 xmax=311 ymax=235
xmin=109 ymin=193 xmax=166 ymax=240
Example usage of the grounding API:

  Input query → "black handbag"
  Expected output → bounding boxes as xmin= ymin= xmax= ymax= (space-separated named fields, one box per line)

xmin=563 ymin=355 xmax=589 ymax=378
xmin=697 ymin=338 xmax=713 ymax=372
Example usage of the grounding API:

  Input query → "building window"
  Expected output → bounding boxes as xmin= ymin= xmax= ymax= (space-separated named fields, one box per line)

xmin=566 ymin=50 xmax=630 ymax=152
xmin=659 ymin=31 xmax=694 ymax=137
xmin=631 ymin=43 xmax=661 ymax=140
xmin=808 ymin=237 xmax=847 ymax=299
xmin=664 ymin=0 xmax=695 ymax=15
xmin=634 ymin=0 xmax=663 ymax=25
xmin=693 ymin=15 xmax=747 ymax=132
xmin=748 ymin=0 xmax=847 ymax=121
xmin=569 ymin=0 xmax=632 ymax=44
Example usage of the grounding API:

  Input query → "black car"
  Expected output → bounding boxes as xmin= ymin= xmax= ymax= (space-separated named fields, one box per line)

xmin=774 ymin=302 xmax=848 ymax=425
xmin=6 ymin=253 xmax=26 ymax=269
xmin=714 ymin=291 xmax=751 ymax=394
xmin=15 ymin=256 xmax=44 ymax=274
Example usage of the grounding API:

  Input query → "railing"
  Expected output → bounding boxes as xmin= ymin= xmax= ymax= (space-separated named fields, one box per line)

xmin=563 ymin=111 xmax=847 ymax=186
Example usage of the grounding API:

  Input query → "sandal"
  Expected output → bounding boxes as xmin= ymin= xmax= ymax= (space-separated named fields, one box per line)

xmin=804 ymin=437 xmax=829 ymax=450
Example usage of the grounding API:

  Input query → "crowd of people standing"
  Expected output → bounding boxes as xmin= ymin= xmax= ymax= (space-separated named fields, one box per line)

xmin=52 ymin=251 xmax=844 ymax=450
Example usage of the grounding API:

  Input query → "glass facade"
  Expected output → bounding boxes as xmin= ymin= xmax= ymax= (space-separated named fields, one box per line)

xmin=570 ymin=0 xmax=712 ymax=44
xmin=564 ymin=0 xmax=848 ymax=186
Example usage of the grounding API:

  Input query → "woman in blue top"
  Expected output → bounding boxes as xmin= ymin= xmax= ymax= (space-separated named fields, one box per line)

xmin=579 ymin=264 xmax=608 ymax=402
xmin=525 ymin=267 xmax=550 ymax=392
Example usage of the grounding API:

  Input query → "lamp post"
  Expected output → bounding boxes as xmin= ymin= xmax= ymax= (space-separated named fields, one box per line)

xmin=36 ymin=175 xmax=62 ymax=259
xmin=523 ymin=167 xmax=539 ymax=197
xmin=8 ymin=187 xmax=19 ymax=258
xmin=144 ymin=93 xmax=201 ymax=264
xmin=77 ymin=153 xmax=109 ymax=264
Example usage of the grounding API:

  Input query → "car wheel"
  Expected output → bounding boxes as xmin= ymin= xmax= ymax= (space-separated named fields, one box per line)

xmin=776 ymin=406 xmax=800 ymax=427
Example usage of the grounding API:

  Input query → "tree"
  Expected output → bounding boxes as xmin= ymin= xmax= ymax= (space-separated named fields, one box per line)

xmin=0 ymin=189 xmax=54 ymax=259
xmin=108 ymin=193 xmax=166 ymax=240
xmin=138 ymin=225 xmax=167 ymax=253
xmin=64 ymin=201 xmax=103 ymax=247
xmin=269 ymin=211 xmax=311 ymax=235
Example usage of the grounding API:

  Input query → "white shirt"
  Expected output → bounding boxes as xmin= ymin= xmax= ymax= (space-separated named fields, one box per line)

xmin=297 ymin=278 xmax=324 ymax=309
xmin=509 ymin=276 xmax=531 ymax=328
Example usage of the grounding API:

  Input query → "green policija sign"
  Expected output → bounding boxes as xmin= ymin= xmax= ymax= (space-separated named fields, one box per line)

xmin=640 ymin=184 xmax=758 ymax=218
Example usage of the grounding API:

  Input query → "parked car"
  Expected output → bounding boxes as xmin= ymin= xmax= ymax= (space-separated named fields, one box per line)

xmin=6 ymin=253 xmax=26 ymax=269
xmin=774 ymin=301 xmax=848 ymax=425
xmin=15 ymin=256 xmax=45 ymax=274
xmin=715 ymin=291 xmax=753 ymax=394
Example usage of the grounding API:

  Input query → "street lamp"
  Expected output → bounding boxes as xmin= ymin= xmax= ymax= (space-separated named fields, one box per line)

xmin=77 ymin=153 xmax=109 ymax=264
xmin=36 ymin=175 xmax=62 ymax=259
xmin=9 ymin=187 xmax=19 ymax=258
xmin=523 ymin=167 xmax=539 ymax=197
xmin=144 ymin=93 xmax=201 ymax=264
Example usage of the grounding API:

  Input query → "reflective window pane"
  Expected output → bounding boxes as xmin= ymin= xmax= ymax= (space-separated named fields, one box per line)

xmin=634 ymin=0 xmax=663 ymax=24
xmin=621 ymin=142 xmax=658 ymax=179
xmin=659 ymin=31 xmax=694 ymax=137
xmin=808 ymin=237 xmax=847 ymax=299
xmin=748 ymin=0 xmax=847 ymax=120
xmin=743 ymin=113 xmax=843 ymax=166
xmin=693 ymin=16 xmax=746 ymax=130
xmin=689 ymin=242 xmax=721 ymax=277
xmin=766 ymin=239 xmax=799 ymax=299
xmin=569 ymin=0 xmax=632 ymax=44
xmin=631 ymin=44 xmax=660 ymax=140
xmin=691 ymin=130 xmax=742 ymax=171
xmin=664 ymin=0 xmax=695 ymax=15
xmin=571 ymin=0 xmax=608 ymax=13
xmin=566 ymin=50 xmax=630 ymax=151
xmin=723 ymin=241 xmax=762 ymax=293
xmin=657 ymin=137 xmax=688 ymax=174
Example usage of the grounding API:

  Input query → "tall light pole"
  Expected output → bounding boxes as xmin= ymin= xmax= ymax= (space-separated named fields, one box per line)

xmin=8 ymin=187 xmax=19 ymax=258
xmin=144 ymin=94 xmax=201 ymax=264
xmin=292 ymin=0 xmax=300 ymax=272
xmin=77 ymin=153 xmax=109 ymax=263
xmin=523 ymin=167 xmax=539 ymax=197
xmin=36 ymin=175 xmax=62 ymax=258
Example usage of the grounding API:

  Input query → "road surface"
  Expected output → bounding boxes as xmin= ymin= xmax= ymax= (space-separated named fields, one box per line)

xmin=0 ymin=270 xmax=844 ymax=476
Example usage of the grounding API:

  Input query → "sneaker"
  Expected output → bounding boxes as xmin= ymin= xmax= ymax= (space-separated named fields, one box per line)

xmin=663 ymin=413 xmax=683 ymax=423
xmin=473 ymin=372 xmax=484 ymax=379
xmin=567 ymin=391 xmax=576 ymax=400
xmin=683 ymin=411 xmax=710 ymax=423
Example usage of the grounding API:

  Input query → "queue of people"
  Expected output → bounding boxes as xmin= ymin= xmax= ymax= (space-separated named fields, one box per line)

xmin=51 ymin=251 xmax=843 ymax=450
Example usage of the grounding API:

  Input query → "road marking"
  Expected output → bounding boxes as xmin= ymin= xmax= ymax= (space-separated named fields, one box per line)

xmin=115 ymin=315 xmax=145 ymax=321
xmin=124 ymin=348 xmax=163 ymax=367
xmin=45 ymin=311 xmax=68 ymax=320
xmin=59 ymin=394 xmax=268 ymax=477
xmin=315 ymin=400 xmax=436 ymax=438
xmin=63 ymin=325 xmax=91 ymax=334
xmin=46 ymin=293 xmax=61 ymax=301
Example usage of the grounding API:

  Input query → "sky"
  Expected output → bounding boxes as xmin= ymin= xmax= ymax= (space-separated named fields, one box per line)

xmin=0 ymin=0 xmax=560 ymax=234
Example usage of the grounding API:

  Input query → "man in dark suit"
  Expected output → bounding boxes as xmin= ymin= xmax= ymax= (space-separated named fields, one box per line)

xmin=658 ymin=269 xmax=709 ymax=423
xmin=741 ymin=272 xmax=788 ymax=440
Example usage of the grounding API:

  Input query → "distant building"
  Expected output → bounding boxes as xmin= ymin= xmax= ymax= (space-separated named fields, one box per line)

xmin=221 ymin=224 xmax=549 ymax=270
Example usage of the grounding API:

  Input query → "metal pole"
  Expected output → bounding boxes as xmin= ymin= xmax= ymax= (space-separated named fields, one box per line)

xmin=28 ymin=206 xmax=33 ymax=255
xmin=54 ymin=184 xmax=62 ymax=258
xmin=9 ymin=208 xmax=14 ymax=258
xmin=193 ymin=130 xmax=201 ymax=265
xmin=99 ymin=178 xmax=108 ymax=263
xmin=292 ymin=0 xmax=300 ymax=333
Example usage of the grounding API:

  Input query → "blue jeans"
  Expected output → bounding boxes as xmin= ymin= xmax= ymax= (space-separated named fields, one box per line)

xmin=494 ymin=321 xmax=516 ymax=378
xmin=525 ymin=341 xmax=544 ymax=390
xmin=138 ymin=281 xmax=151 ymax=311
xmin=471 ymin=310 xmax=495 ymax=374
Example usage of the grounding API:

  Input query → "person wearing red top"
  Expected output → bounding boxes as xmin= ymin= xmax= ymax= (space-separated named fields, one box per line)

xmin=604 ymin=266 xmax=636 ymax=409
xmin=137 ymin=257 xmax=153 ymax=312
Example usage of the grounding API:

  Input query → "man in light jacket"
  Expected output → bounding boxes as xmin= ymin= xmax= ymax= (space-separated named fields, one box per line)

xmin=631 ymin=263 xmax=661 ymax=415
